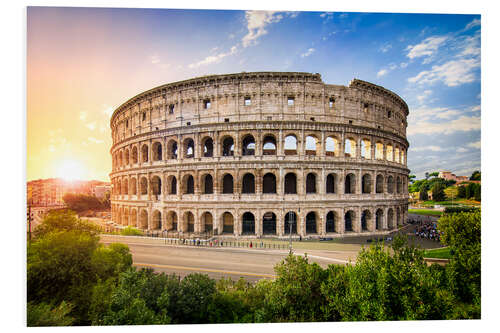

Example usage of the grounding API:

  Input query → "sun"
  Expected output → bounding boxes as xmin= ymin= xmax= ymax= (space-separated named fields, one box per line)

xmin=55 ymin=158 xmax=87 ymax=181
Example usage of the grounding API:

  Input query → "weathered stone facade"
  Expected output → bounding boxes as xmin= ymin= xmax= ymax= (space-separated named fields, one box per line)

xmin=110 ymin=72 xmax=410 ymax=238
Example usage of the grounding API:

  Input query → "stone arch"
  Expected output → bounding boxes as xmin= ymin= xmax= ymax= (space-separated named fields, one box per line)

xmin=132 ymin=146 xmax=138 ymax=164
xmin=395 ymin=147 xmax=400 ymax=164
xmin=119 ymin=150 xmax=123 ymax=167
xmin=396 ymin=176 xmax=402 ymax=194
xmin=284 ymin=134 xmax=298 ymax=155
xmin=116 ymin=179 xmax=122 ymax=195
xmin=152 ymin=210 xmax=161 ymax=230
xmin=387 ymin=208 xmax=395 ymax=229
xmin=325 ymin=136 xmax=338 ymax=156
xmin=375 ymin=142 xmax=384 ymax=160
xmin=151 ymin=175 xmax=161 ymax=195
xmin=344 ymin=137 xmax=357 ymax=158
xmin=306 ymin=172 xmax=317 ymax=194
xmin=326 ymin=211 xmax=336 ymax=233
xmin=183 ymin=211 xmax=195 ymax=232
xmin=376 ymin=174 xmax=384 ymax=193
xmin=201 ymin=211 xmax=213 ymax=233
xmin=284 ymin=172 xmax=297 ymax=194
xmin=167 ymin=139 xmax=178 ymax=159
xmin=184 ymin=138 xmax=195 ymax=158
xmin=386 ymin=144 xmax=393 ymax=161
xmin=361 ymin=210 xmax=371 ymax=231
xmin=397 ymin=207 xmax=402 ymax=226
xmin=141 ymin=144 xmax=149 ymax=163
xmin=152 ymin=141 xmax=162 ymax=161
xmin=182 ymin=174 xmax=195 ymax=194
xmin=241 ymin=134 xmax=256 ymax=156
xmin=263 ymin=172 xmax=277 ymax=194
xmin=361 ymin=139 xmax=371 ymax=159
xmin=387 ymin=175 xmax=395 ymax=194
xmin=345 ymin=210 xmax=355 ymax=232
xmin=375 ymin=209 xmax=384 ymax=230
xmin=262 ymin=211 xmax=277 ymax=235
xmin=326 ymin=173 xmax=336 ymax=193
xmin=262 ymin=134 xmax=277 ymax=155
xmin=242 ymin=212 xmax=255 ymax=235
xmin=202 ymin=136 xmax=214 ymax=157
xmin=221 ymin=136 xmax=234 ymax=156
xmin=222 ymin=212 xmax=234 ymax=234
xmin=201 ymin=173 xmax=214 ymax=194
xmin=362 ymin=174 xmax=372 ymax=194
xmin=140 ymin=177 xmax=148 ymax=195
xmin=241 ymin=173 xmax=255 ymax=194
xmin=222 ymin=173 xmax=234 ymax=194
xmin=284 ymin=211 xmax=298 ymax=234
xmin=305 ymin=135 xmax=319 ymax=155
xmin=167 ymin=211 xmax=178 ymax=231
xmin=124 ymin=148 xmax=130 ymax=165
xmin=123 ymin=178 xmax=129 ymax=195
xmin=122 ymin=207 xmax=129 ymax=226
xmin=167 ymin=175 xmax=177 ymax=195
xmin=130 ymin=177 xmax=137 ymax=195
xmin=305 ymin=211 xmax=318 ymax=234
xmin=130 ymin=208 xmax=137 ymax=227
xmin=345 ymin=173 xmax=356 ymax=194
xmin=139 ymin=209 xmax=148 ymax=229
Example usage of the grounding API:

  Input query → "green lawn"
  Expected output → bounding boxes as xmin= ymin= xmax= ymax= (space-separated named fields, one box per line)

xmin=423 ymin=247 xmax=451 ymax=259
xmin=408 ymin=209 xmax=443 ymax=217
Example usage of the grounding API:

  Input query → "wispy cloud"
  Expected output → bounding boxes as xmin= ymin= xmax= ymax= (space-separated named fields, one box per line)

xmin=408 ymin=115 xmax=480 ymax=135
xmin=377 ymin=69 xmax=388 ymax=77
xmin=188 ymin=46 xmax=237 ymax=68
xmin=379 ymin=43 xmax=392 ymax=53
xmin=406 ymin=36 xmax=447 ymax=59
xmin=416 ymin=90 xmax=432 ymax=104
xmin=467 ymin=141 xmax=481 ymax=149
xmin=411 ymin=145 xmax=445 ymax=152
xmin=408 ymin=57 xmax=480 ymax=87
xmin=242 ymin=11 xmax=284 ymax=48
xmin=85 ymin=122 xmax=97 ymax=131
xmin=88 ymin=137 xmax=104 ymax=144
xmin=301 ymin=48 xmax=315 ymax=58
xmin=464 ymin=18 xmax=480 ymax=31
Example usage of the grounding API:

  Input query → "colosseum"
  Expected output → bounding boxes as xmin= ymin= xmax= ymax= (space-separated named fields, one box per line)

xmin=110 ymin=71 xmax=409 ymax=238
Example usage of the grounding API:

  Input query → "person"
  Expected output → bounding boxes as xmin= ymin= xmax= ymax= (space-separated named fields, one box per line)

xmin=250 ymin=241 xmax=253 ymax=248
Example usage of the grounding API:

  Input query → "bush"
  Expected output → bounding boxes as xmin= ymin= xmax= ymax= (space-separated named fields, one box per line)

xmin=120 ymin=226 xmax=143 ymax=236
xmin=33 ymin=209 xmax=101 ymax=238
xmin=27 ymin=301 xmax=74 ymax=327
xmin=432 ymin=182 xmax=446 ymax=202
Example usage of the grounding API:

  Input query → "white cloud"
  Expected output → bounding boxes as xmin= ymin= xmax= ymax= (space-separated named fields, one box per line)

xmin=411 ymin=145 xmax=445 ymax=152
xmin=379 ymin=43 xmax=392 ymax=53
xmin=406 ymin=36 xmax=447 ymax=59
xmin=102 ymin=106 xmax=113 ymax=118
xmin=407 ymin=115 xmax=480 ymax=135
xmin=242 ymin=11 xmax=284 ymax=48
xmin=150 ymin=55 xmax=160 ymax=64
xmin=400 ymin=62 xmax=408 ymax=68
xmin=467 ymin=141 xmax=481 ymax=149
xmin=436 ymin=109 xmax=460 ymax=119
xmin=471 ymin=105 xmax=481 ymax=112
xmin=456 ymin=147 xmax=467 ymax=153
xmin=416 ymin=90 xmax=432 ymax=104
xmin=88 ymin=137 xmax=104 ymax=144
xmin=320 ymin=12 xmax=333 ymax=22
xmin=86 ymin=122 xmax=96 ymax=131
xmin=465 ymin=18 xmax=480 ymax=31
xmin=188 ymin=46 xmax=238 ymax=68
xmin=301 ymin=48 xmax=315 ymax=58
xmin=377 ymin=69 xmax=388 ymax=77
xmin=408 ymin=58 xmax=480 ymax=87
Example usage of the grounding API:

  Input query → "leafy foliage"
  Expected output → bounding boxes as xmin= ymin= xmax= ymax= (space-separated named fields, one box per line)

xmin=33 ymin=209 xmax=101 ymax=238
xmin=432 ymin=182 xmax=446 ymax=202
xmin=120 ymin=226 xmax=144 ymax=236
xmin=470 ymin=170 xmax=481 ymax=181
xmin=63 ymin=193 xmax=107 ymax=212
xmin=27 ymin=301 xmax=74 ymax=327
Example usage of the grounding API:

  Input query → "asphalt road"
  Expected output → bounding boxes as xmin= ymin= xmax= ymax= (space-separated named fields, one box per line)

xmin=100 ymin=236 xmax=355 ymax=282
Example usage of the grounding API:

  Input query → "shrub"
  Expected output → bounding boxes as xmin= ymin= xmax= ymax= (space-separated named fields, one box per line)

xmin=27 ymin=301 xmax=74 ymax=327
xmin=120 ymin=226 xmax=143 ymax=236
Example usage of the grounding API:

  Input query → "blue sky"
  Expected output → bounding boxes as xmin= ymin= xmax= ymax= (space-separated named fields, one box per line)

xmin=27 ymin=7 xmax=481 ymax=181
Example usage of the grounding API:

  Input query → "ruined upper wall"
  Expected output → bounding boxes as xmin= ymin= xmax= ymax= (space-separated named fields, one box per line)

xmin=110 ymin=72 xmax=409 ymax=145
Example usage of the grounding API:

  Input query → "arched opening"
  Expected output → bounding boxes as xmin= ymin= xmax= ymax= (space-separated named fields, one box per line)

xmin=152 ymin=142 xmax=162 ymax=161
xmin=306 ymin=173 xmax=317 ymax=193
xmin=140 ymin=177 xmax=148 ymax=195
xmin=305 ymin=136 xmax=318 ymax=155
xmin=284 ymin=173 xmax=297 ymax=194
xmin=376 ymin=209 xmax=383 ymax=230
xmin=132 ymin=146 xmax=138 ymax=164
xmin=183 ymin=175 xmax=194 ymax=194
xmin=396 ymin=177 xmax=402 ymax=194
xmin=203 ymin=137 xmax=214 ymax=157
xmin=375 ymin=142 xmax=384 ymax=160
xmin=386 ymin=145 xmax=393 ymax=161
xmin=284 ymin=135 xmax=297 ymax=155
xmin=130 ymin=209 xmax=137 ymax=228
xmin=124 ymin=149 xmax=129 ymax=165
xmin=345 ymin=211 xmax=354 ymax=232
xmin=184 ymin=211 xmax=195 ymax=232
xmin=184 ymin=138 xmax=194 ymax=158
xmin=141 ymin=144 xmax=149 ymax=163
xmin=201 ymin=212 xmax=213 ymax=233
xmin=119 ymin=151 xmax=123 ymax=167
xmin=376 ymin=175 xmax=384 ymax=193
xmin=345 ymin=173 xmax=355 ymax=194
xmin=169 ymin=176 xmax=177 ymax=195
xmin=203 ymin=174 xmax=213 ymax=194
xmin=387 ymin=208 xmax=394 ymax=229
xmin=262 ymin=212 xmax=276 ymax=235
xmin=395 ymin=147 xmax=400 ymax=163
xmin=222 ymin=212 xmax=234 ymax=234
xmin=284 ymin=211 xmax=298 ymax=234
xmin=152 ymin=210 xmax=161 ymax=230
xmin=242 ymin=212 xmax=255 ymax=235
xmin=116 ymin=180 xmax=121 ymax=195
xmin=361 ymin=139 xmax=371 ymax=159
xmin=139 ymin=210 xmax=148 ymax=229
xmin=262 ymin=173 xmax=277 ymax=194
xmin=130 ymin=178 xmax=137 ymax=195
xmin=222 ymin=137 xmax=234 ymax=156
xmin=122 ymin=208 xmax=129 ymax=226
xmin=222 ymin=174 xmax=234 ymax=194
xmin=344 ymin=138 xmax=356 ymax=158
xmin=242 ymin=173 xmax=255 ymax=194
xmin=242 ymin=135 xmax=255 ymax=156
xmin=262 ymin=135 xmax=277 ymax=155
xmin=306 ymin=212 xmax=317 ymax=234
xmin=362 ymin=174 xmax=371 ymax=194
xmin=151 ymin=176 xmax=161 ymax=196
xmin=361 ymin=210 xmax=371 ymax=231
xmin=167 ymin=211 xmax=177 ymax=231
xmin=387 ymin=176 xmax=394 ymax=194
xmin=123 ymin=179 xmax=128 ymax=195
xmin=167 ymin=140 xmax=178 ymax=159
xmin=326 ymin=211 xmax=336 ymax=233
xmin=326 ymin=173 xmax=336 ymax=193
xmin=325 ymin=137 xmax=337 ymax=156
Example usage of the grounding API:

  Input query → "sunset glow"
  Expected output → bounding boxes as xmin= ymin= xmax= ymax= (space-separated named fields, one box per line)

xmin=55 ymin=158 xmax=87 ymax=181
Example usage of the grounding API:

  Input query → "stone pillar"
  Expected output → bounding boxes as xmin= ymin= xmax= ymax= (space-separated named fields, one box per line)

xmin=278 ymin=129 xmax=284 ymax=156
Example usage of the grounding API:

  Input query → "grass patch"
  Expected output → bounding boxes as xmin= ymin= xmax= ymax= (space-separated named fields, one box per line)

xmin=408 ymin=209 xmax=443 ymax=217
xmin=120 ymin=226 xmax=143 ymax=236
xmin=423 ymin=247 xmax=451 ymax=259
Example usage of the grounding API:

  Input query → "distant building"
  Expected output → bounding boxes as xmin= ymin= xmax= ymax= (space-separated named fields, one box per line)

xmin=438 ymin=171 xmax=477 ymax=184
xmin=93 ymin=184 xmax=111 ymax=199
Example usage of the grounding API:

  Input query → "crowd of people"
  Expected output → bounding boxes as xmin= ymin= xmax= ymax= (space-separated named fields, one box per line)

xmin=414 ymin=220 xmax=442 ymax=241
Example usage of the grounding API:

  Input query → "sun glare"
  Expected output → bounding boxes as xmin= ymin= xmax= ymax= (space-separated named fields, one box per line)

xmin=55 ymin=159 xmax=86 ymax=181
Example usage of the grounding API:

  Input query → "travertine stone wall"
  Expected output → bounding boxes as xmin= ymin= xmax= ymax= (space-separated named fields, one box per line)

xmin=110 ymin=72 xmax=409 ymax=238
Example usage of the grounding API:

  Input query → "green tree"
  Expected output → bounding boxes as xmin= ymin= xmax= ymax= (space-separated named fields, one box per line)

xmin=409 ymin=174 xmax=416 ymax=184
xmin=419 ymin=188 xmax=428 ymax=201
xmin=474 ymin=184 xmax=481 ymax=201
xmin=470 ymin=170 xmax=481 ymax=181
xmin=432 ymin=182 xmax=446 ymax=202
xmin=63 ymin=193 xmax=105 ymax=212
xmin=27 ymin=301 xmax=75 ymax=327
xmin=33 ymin=209 xmax=101 ymax=238
xmin=429 ymin=172 xmax=439 ymax=178
xmin=457 ymin=185 xmax=466 ymax=198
